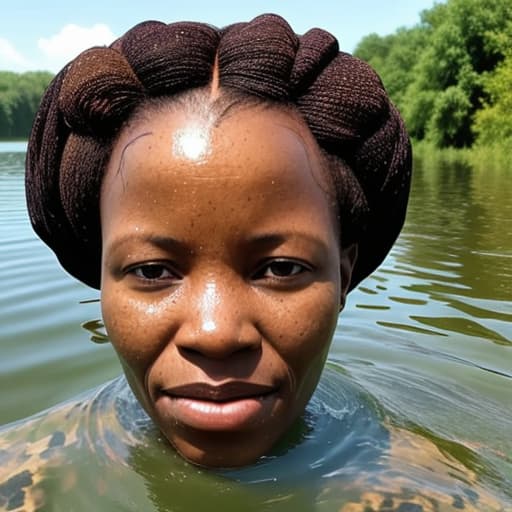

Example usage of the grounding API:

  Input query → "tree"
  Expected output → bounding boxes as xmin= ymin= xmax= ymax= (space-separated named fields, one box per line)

xmin=473 ymin=54 xmax=512 ymax=144
xmin=0 ymin=71 xmax=53 ymax=138
xmin=355 ymin=0 xmax=512 ymax=148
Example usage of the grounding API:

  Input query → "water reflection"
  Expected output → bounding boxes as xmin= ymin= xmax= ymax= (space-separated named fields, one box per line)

xmin=403 ymin=156 xmax=512 ymax=302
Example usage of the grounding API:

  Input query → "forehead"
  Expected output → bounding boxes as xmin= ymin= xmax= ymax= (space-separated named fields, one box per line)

xmin=101 ymin=104 xmax=337 ymax=237
xmin=107 ymin=102 xmax=325 ymax=178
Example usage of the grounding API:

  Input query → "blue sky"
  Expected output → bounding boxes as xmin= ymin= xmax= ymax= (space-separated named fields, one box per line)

xmin=1 ymin=0 xmax=438 ymax=73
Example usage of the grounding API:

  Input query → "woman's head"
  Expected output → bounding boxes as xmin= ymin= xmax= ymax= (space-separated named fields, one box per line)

xmin=25 ymin=14 xmax=412 ymax=467
xmin=100 ymin=95 xmax=352 ymax=467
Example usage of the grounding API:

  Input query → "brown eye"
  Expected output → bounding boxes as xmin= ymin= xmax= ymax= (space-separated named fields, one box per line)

xmin=131 ymin=264 xmax=175 ymax=281
xmin=253 ymin=259 xmax=310 ymax=279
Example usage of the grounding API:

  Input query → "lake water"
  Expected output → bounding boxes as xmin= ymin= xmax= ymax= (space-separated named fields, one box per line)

xmin=0 ymin=141 xmax=511 ymax=510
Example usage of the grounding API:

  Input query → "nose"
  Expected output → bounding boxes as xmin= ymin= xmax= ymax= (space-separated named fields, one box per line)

xmin=174 ymin=279 xmax=261 ymax=359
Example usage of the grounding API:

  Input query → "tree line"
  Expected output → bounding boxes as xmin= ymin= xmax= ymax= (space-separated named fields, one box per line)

xmin=0 ymin=71 xmax=53 ymax=138
xmin=2 ymin=0 xmax=511 ymax=148
xmin=354 ymin=0 xmax=512 ymax=148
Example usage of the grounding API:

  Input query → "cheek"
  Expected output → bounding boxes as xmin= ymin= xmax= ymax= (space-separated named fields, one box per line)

xmin=261 ymin=283 xmax=339 ymax=375
xmin=101 ymin=287 xmax=172 ymax=375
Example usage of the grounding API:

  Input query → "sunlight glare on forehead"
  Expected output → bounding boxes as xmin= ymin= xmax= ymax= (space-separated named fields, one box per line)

xmin=172 ymin=124 xmax=211 ymax=162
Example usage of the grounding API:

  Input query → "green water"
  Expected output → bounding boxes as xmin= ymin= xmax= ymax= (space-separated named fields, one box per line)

xmin=0 ymin=142 xmax=511 ymax=510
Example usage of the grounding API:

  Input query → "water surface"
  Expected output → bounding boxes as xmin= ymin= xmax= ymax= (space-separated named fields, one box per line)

xmin=0 ymin=143 xmax=511 ymax=510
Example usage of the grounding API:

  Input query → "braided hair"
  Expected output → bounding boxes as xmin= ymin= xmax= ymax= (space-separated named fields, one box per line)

xmin=26 ymin=14 xmax=412 ymax=290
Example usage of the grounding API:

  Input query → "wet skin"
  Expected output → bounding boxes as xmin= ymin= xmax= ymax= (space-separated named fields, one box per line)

xmin=100 ymin=104 xmax=357 ymax=467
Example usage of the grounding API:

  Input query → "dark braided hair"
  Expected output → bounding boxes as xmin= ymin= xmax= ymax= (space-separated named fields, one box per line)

xmin=25 ymin=14 xmax=412 ymax=291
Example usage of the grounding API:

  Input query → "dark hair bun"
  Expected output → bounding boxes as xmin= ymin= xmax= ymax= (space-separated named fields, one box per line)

xmin=26 ymin=14 xmax=412 ymax=290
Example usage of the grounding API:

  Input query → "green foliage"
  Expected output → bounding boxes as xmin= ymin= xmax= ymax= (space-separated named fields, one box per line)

xmin=473 ymin=56 xmax=512 ymax=144
xmin=427 ymin=86 xmax=472 ymax=147
xmin=414 ymin=139 xmax=512 ymax=173
xmin=473 ymin=22 xmax=512 ymax=145
xmin=0 ymin=71 xmax=53 ymax=139
xmin=354 ymin=0 xmax=512 ymax=149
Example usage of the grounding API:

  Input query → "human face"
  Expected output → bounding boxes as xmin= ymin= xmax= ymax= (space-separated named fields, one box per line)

xmin=100 ymin=103 xmax=355 ymax=467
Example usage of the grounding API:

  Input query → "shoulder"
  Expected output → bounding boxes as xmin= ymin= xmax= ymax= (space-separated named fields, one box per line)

xmin=339 ymin=427 xmax=509 ymax=512
xmin=0 ymin=377 xmax=128 ymax=512
xmin=0 ymin=400 xmax=80 ymax=511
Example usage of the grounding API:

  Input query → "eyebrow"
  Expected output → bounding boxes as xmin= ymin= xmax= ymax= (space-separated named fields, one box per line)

xmin=243 ymin=232 xmax=330 ymax=254
xmin=106 ymin=234 xmax=191 ymax=256
xmin=106 ymin=232 xmax=330 ymax=256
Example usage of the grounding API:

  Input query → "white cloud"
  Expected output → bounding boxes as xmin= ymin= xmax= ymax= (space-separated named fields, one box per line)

xmin=0 ymin=38 xmax=32 ymax=71
xmin=37 ymin=23 xmax=116 ymax=71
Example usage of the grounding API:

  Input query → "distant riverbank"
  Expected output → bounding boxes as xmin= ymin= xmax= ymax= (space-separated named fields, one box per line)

xmin=3 ymin=140 xmax=510 ymax=175
xmin=413 ymin=141 xmax=512 ymax=173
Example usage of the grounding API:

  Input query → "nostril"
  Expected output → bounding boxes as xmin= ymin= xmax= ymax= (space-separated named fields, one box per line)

xmin=176 ymin=336 xmax=261 ymax=361
xmin=179 ymin=346 xmax=202 ymax=357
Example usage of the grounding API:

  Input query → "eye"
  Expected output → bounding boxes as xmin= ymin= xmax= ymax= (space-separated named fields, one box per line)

xmin=253 ymin=259 xmax=311 ymax=280
xmin=127 ymin=263 xmax=178 ymax=283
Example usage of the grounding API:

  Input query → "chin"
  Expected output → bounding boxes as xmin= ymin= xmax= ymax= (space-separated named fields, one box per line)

xmin=165 ymin=426 xmax=286 ymax=469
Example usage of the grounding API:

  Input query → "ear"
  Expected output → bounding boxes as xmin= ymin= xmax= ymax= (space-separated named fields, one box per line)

xmin=339 ymin=244 xmax=358 ymax=311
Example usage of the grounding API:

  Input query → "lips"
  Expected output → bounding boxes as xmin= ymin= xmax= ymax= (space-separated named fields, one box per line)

xmin=155 ymin=381 xmax=280 ymax=432
xmin=163 ymin=381 xmax=277 ymax=402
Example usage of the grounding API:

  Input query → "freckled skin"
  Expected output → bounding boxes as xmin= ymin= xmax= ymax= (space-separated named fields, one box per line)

xmin=100 ymin=105 xmax=357 ymax=468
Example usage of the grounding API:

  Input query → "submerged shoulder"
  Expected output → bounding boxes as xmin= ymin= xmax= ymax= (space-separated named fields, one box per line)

xmin=0 ymin=377 xmax=131 ymax=512
xmin=338 ymin=427 xmax=510 ymax=512
xmin=0 ymin=401 xmax=81 ymax=511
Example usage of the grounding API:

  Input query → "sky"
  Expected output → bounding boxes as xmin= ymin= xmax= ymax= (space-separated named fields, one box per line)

xmin=1 ymin=0 xmax=438 ymax=73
